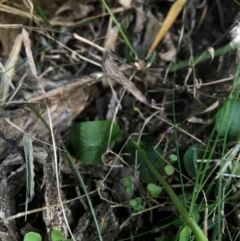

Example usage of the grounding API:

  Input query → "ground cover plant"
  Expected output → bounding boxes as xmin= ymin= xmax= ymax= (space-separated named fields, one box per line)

xmin=1 ymin=0 xmax=240 ymax=241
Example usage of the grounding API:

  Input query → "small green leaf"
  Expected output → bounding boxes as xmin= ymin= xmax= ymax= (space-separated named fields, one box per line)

xmin=134 ymin=204 xmax=144 ymax=212
xmin=193 ymin=212 xmax=200 ymax=223
xmin=122 ymin=177 xmax=132 ymax=186
xmin=70 ymin=121 xmax=124 ymax=164
xmin=126 ymin=186 xmax=133 ymax=194
xmin=179 ymin=226 xmax=191 ymax=241
xmin=183 ymin=144 xmax=205 ymax=178
xmin=129 ymin=199 xmax=138 ymax=207
xmin=147 ymin=183 xmax=162 ymax=197
xmin=125 ymin=136 xmax=164 ymax=183
xmin=233 ymin=162 xmax=240 ymax=176
xmin=146 ymin=52 xmax=156 ymax=65
xmin=170 ymin=154 xmax=178 ymax=161
xmin=215 ymin=99 xmax=240 ymax=139
xmin=135 ymin=197 xmax=142 ymax=204
xmin=164 ymin=165 xmax=174 ymax=176
xmin=51 ymin=230 xmax=64 ymax=241
xmin=24 ymin=232 xmax=42 ymax=241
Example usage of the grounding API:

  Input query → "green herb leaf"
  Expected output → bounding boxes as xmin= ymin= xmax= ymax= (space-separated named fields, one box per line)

xmin=51 ymin=230 xmax=64 ymax=241
xmin=215 ymin=99 xmax=240 ymax=138
xmin=135 ymin=197 xmax=142 ymax=204
xmin=24 ymin=232 xmax=42 ymax=241
xmin=125 ymin=136 xmax=164 ymax=183
xmin=147 ymin=183 xmax=162 ymax=197
xmin=129 ymin=199 xmax=138 ymax=207
xmin=183 ymin=144 xmax=205 ymax=178
xmin=70 ymin=121 xmax=124 ymax=164
xmin=146 ymin=52 xmax=156 ymax=65
xmin=164 ymin=165 xmax=175 ymax=176
xmin=122 ymin=177 xmax=132 ymax=186
xmin=126 ymin=186 xmax=133 ymax=194
xmin=170 ymin=154 xmax=178 ymax=161
xmin=134 ymin=204 xmax=144 ymax=212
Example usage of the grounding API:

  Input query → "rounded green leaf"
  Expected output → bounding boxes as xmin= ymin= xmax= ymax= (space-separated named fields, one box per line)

xmin=233 ymin=162 xmax=240 ymax=176
xmin=70 ymin=121 xmax=124 ymax=164
xmin=51 ymin=230 xmax=64 ymax=241
xmin=135 ymin=197 xmax=142 ymax=204
xmin=126 ymin=186 xmax=133 ymax=194
xmin=129 ymin=199 xmax=138 ymax=207
xmin=164 ymin=165 xmax=174 ymax=176
xmin=183 ymin=144 xmax=205 ymax=178
xmin=122 ymin=177 xmax=132 ymax=186
xmin=170 ymin=154 xmax=177 ymax=161
xmin=215 ymin=99 xmax=240 ymax=138
xmin=24 ymin=232 xmax=42 ymax=241
xmin=147 ymin=183 xmax=162 ymax=197
xmin=124 ymin=136 xmax=164 ymax=183
xmin=134 ymin=204 xmax=144 ymax=212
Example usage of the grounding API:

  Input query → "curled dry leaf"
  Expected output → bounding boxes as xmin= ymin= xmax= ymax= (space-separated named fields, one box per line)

xmin=187 ymin=116 xmax=213 ymax=124
xmin=102 ymin=52 xmax=148 ymax=105
xmin=104 ymin=26 xmax=119 ymax=52
xmin=159 ymin=49 xmax=176 ymax=62
xmin=118 ymin=0 xmax=132 ymax=8
xmin=1 ymin=33 xmax=22 ymax=103
xmin=22 ymin=28 xmax=38 ymax=79
xmin=207 ymin=47 xmax=214 ymax=63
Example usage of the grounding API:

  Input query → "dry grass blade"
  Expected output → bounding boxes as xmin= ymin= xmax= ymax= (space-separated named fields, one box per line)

xmin=22 ymin=28 xmax=38 ymax=79
xmin=147 ymin=0 xmax=185 ymax=55
xmin=23 ymin=133 xmax=35 ymax=221
xmin=0 ymin=33 xmax=22 ymax=103
xmin=103 ymin=52 xmax=148 ymax=105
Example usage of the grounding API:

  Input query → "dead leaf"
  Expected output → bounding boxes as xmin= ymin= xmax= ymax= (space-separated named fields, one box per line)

xmin=187 ymin=116 xmax=213 ymax=124
xmin=22 ymin=28 xmax=38 ymax=79
xmin=103 ymin=52 xmax=148 ymax=105
xmin=133 ymin=10 xmax=159 ymax=57
xmin=200 ymin=100 xmax=219 ymax=114
xmin=104 ymin=26 xmax=119 ymax=52
xmin=159 ymin=49 xmax=176 ymax=62
xmin=118 ymin=0 xmax=132 ymax=8
xmin=207 ymin=47 xmax=214 ymax=62
xmin=1 ymin=33 xmax=22 ymax=103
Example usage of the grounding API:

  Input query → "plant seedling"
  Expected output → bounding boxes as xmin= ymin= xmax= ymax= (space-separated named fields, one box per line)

xmin=122 ymin=177 xmax=134 ymax=195
xmin=70 ymin=120 xmax=124 ymax=164
xmin=24 ymin=232 xmax=42 ymax=241
xmin=170 ymin=154 xmax=178 ymax=161
xmin=164 ymin=165 xmax=175 ymax=176
xmin=129 ymin=197 xmax=144 ymax=213
xmin=122 ymin=177 xmax=132 ymax=186
xmin=147 ymin=183 xmax=162 ymax=198
xmin=183 ymin=143 xmax=205 ymax=178
xmin=51 ymin=230 xmax=73 ymax=241
xmin=215 ymin=98 xmax=240 ymax=139
xmin=124 ymin=136 xmax=164 ymax=184
xmin=24 ymin=230 xmax=73 ymax=241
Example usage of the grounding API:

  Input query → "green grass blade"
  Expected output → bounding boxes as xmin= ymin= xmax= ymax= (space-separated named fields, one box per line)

xmin=101 ymin=0 xmax=138 ymax=59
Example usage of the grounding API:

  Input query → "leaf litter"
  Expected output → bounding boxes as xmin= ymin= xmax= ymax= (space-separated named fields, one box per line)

xmin=0 ymin=0 xmax=240 ymax=240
